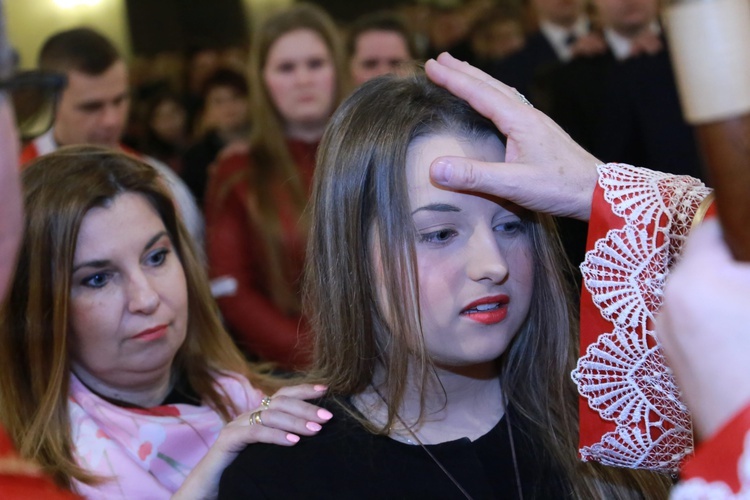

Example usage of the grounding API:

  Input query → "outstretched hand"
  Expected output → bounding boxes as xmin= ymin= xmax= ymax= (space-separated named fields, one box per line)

xmin=657 ymin=219 xmax=750 ymax=441
xmin=173 ymin=384 xmax=331 ymax=500
xmin=425 ymin=53 xmax=600 ymax=221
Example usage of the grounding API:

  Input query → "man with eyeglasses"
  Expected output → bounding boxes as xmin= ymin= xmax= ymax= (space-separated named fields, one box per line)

xmin=19 ymin=28 xmax=204 ymax=250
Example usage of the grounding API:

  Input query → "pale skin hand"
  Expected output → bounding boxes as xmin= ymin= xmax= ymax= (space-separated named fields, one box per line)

xmin=424 ymin=52 xmax=600 ymax=221
xmin=172 ymin=384 xmax=332 ymax=500
xmin=657 ymin=219 xmax=750 ymax=441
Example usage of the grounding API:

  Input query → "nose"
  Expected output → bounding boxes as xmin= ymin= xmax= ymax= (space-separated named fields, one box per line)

xmin=296 ymin=66 xmax=314 ymax=86
xmin=127 ymin=272 xmax=160 ymax=315
xmin=465 ymin=227 xmax=509 ymax=284
xmin=100 ymin=102 xmax=126 ymax=132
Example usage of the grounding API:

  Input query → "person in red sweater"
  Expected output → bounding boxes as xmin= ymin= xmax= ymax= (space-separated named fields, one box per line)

xmin=205 ymin=3 xmax=347 ymax=371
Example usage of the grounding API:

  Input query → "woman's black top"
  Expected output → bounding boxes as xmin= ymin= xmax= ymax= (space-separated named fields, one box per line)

xmin=218 ymin=397 xmax=571 ymax=499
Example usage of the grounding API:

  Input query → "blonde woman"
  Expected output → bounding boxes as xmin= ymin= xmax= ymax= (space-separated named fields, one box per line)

xmin=205 ymin=3 xmax=348 ymax=371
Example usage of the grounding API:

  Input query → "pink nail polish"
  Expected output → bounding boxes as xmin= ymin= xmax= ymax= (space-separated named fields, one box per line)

xmin=317 ymin=409 xmax=333 ymax=420
xmin=306 ymin=421 xmax=322 ymax=432
xmin=314 ymin=384 xmax=327 ymax=391
xmin=286 ymin=433 xmax=300 ymax=443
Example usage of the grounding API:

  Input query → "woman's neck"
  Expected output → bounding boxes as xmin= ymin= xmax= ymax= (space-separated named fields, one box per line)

xmin=71 ymin=363 xmax=174 ymax=408
xmin=355 ymin=362 xmax=505 ymax=444
xmin=284 ymin=119 xmax=327 ymax=144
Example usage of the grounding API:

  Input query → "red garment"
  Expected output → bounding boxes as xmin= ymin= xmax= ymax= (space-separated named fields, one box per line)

xmin=205 ymin=139 xmax=317 ymax=370
xmin=0 ymin=427 xmax=79 ymax=499
xmin=673 ymin=404 xmax=750 ymax=497
xmin=574 ymin=164 xmax=714 ymax=472
xmin=19 ymin=141 xmax=39 ymax=166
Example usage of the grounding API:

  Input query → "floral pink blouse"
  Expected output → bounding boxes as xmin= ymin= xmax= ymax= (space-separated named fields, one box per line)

xmin=68 ymin=372 xmax=262 ymax=499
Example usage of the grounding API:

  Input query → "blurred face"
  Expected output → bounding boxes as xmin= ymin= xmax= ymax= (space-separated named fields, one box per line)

xmin=350 ymin=30 xmax=411 ymax=85
xmin=484 ymin=21 xmax=525 ymax=60
xmin=204 ymin=85 xmax=248 ymax=133
xmin=69 ymin=192 xmax=188 ymax=395
xmin=150 ymin=99 xmax=186 ymax=143
xmin=532 ymin=0 xmax=585 ymax=27
xmin=594 ymin=0 xmax=658 ymax=36
xmin=405 ymin=134 xmax=534 ymax=373
xmin=263 ymin=29 xmax=336 ymax=130
xmin=54 ymin=60 xmax=129 ymax=148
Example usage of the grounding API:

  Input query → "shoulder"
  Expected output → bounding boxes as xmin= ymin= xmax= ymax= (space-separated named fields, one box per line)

xmin=219 ymin=397 xmax=378 ymax=497
xmin=211 ymin=149 xmax=252 ymax=185
xmin=19 ymin=142 xmax=39 ymax=166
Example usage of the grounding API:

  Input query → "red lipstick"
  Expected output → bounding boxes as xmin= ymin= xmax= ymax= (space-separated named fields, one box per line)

xmin=461 ymin=295 xmax=509 ymax=325
xmin=133 ymin=324 xmax=168 ymax=341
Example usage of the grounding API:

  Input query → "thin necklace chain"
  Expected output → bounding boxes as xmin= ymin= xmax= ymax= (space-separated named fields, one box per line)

xmin=372 ymin=387 xmax=524 ymax=500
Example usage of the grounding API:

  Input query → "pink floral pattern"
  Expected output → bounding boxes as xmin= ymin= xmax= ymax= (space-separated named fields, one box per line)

xmin=69 ymin=372 xmax=262 ymax=499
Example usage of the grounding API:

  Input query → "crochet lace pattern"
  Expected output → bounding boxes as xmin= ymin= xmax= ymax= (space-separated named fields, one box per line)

xmin=572 ymin=163 xmax=712 ymax=472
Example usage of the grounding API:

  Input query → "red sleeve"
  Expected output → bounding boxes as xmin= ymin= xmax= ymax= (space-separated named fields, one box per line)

xmin=577 ymin=180 xmax=623 ymax=449
xmin=679 ymin=404 xmax=750 ymax=494
xmin=0 ymin=428 xmax=80 ymax=499
xmin=205 ymin=155 xmax=310 ymax=371
xmin=574 ymin=164 xmax=713 ymax=473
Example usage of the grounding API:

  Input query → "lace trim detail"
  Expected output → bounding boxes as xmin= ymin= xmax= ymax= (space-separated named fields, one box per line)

xmin=671 ymin=430 xmax=750 ymax=499
xmin=572 ymin=163 xmax=711 ymax=472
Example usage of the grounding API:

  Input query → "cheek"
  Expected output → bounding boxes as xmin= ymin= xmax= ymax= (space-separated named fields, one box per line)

xmin=318 ymin=66 xmax=336 ymax=99
xmin=69 ymin=297 xmax=115 ymax=357
xmin=508 ymin=245 xmax=535 ymax=306
xmin=263 ymin=73 xmax=286 ymax=109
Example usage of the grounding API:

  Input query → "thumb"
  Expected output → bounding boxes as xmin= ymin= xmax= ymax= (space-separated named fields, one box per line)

xmin=430 ymin=156 xmax=532 ymax=200
xmin=430 ymin=155 xmax=594 ymax=219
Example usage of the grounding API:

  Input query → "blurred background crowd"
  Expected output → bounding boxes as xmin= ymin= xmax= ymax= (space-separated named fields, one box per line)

xmin=4 ymin=0 xmax=704 ymax=370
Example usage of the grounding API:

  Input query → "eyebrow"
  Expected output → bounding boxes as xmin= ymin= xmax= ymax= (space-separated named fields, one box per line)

xmin=72 ymin=231 xmax=169 ymax=273
xmin=76 ymin=91 xmax=129 ymax=110
xmin=411 ymin=203 xmax=461 ymax=215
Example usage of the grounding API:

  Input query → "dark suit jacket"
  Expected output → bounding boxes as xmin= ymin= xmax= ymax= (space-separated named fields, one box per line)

xmin=489 ymin=31 xmax=559 ymax=99
xmin=544 ymin=38 xmax=705 ymax=181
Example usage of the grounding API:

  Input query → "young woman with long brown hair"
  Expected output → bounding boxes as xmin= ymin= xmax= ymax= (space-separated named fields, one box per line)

xmin=218 ymin=73 xmax=672 ymax=498
xmin=205 ymin=3 xmax=348 ymax=371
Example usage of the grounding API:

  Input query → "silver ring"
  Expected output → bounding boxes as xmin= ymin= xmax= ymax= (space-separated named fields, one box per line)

xmin=514 ymin=89 xmax=533 ymax=108
xmin=261 ymin=396 xmax=272 ymax=410
xmin=249 ymin=410 xmax=264 ymax=426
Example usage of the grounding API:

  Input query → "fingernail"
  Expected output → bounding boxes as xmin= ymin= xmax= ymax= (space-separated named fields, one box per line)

xmin=306 ymin=421 xmax=322 ymax=432
xmin=286 ymin=433 xmax=300 ymax=443
xmin=314 ymin=384 xmax=327 ymax=392
xmin=431 ymin=159 xmax=453 ymax=184
xmin=317 ymin=409 xmax=333 ymax=420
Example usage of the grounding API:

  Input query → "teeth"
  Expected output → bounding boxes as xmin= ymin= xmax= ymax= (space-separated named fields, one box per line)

xmin=474 ymin=303 xmax=499 ymax=312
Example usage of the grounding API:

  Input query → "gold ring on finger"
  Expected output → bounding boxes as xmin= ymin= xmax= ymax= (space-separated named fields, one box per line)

xmin=261 ymin=396 xmax=272 ymax=410
xmin=250 ymin=411 xmax=264 ymax=426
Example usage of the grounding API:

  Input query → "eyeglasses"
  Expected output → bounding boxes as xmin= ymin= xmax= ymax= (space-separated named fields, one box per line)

xmin=0 ymin=70 xmax=66 ymax=141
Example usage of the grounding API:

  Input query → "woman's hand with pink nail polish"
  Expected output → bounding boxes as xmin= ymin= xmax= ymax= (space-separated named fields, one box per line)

xmin=174 ymin=383 xmax=331 ymax=500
